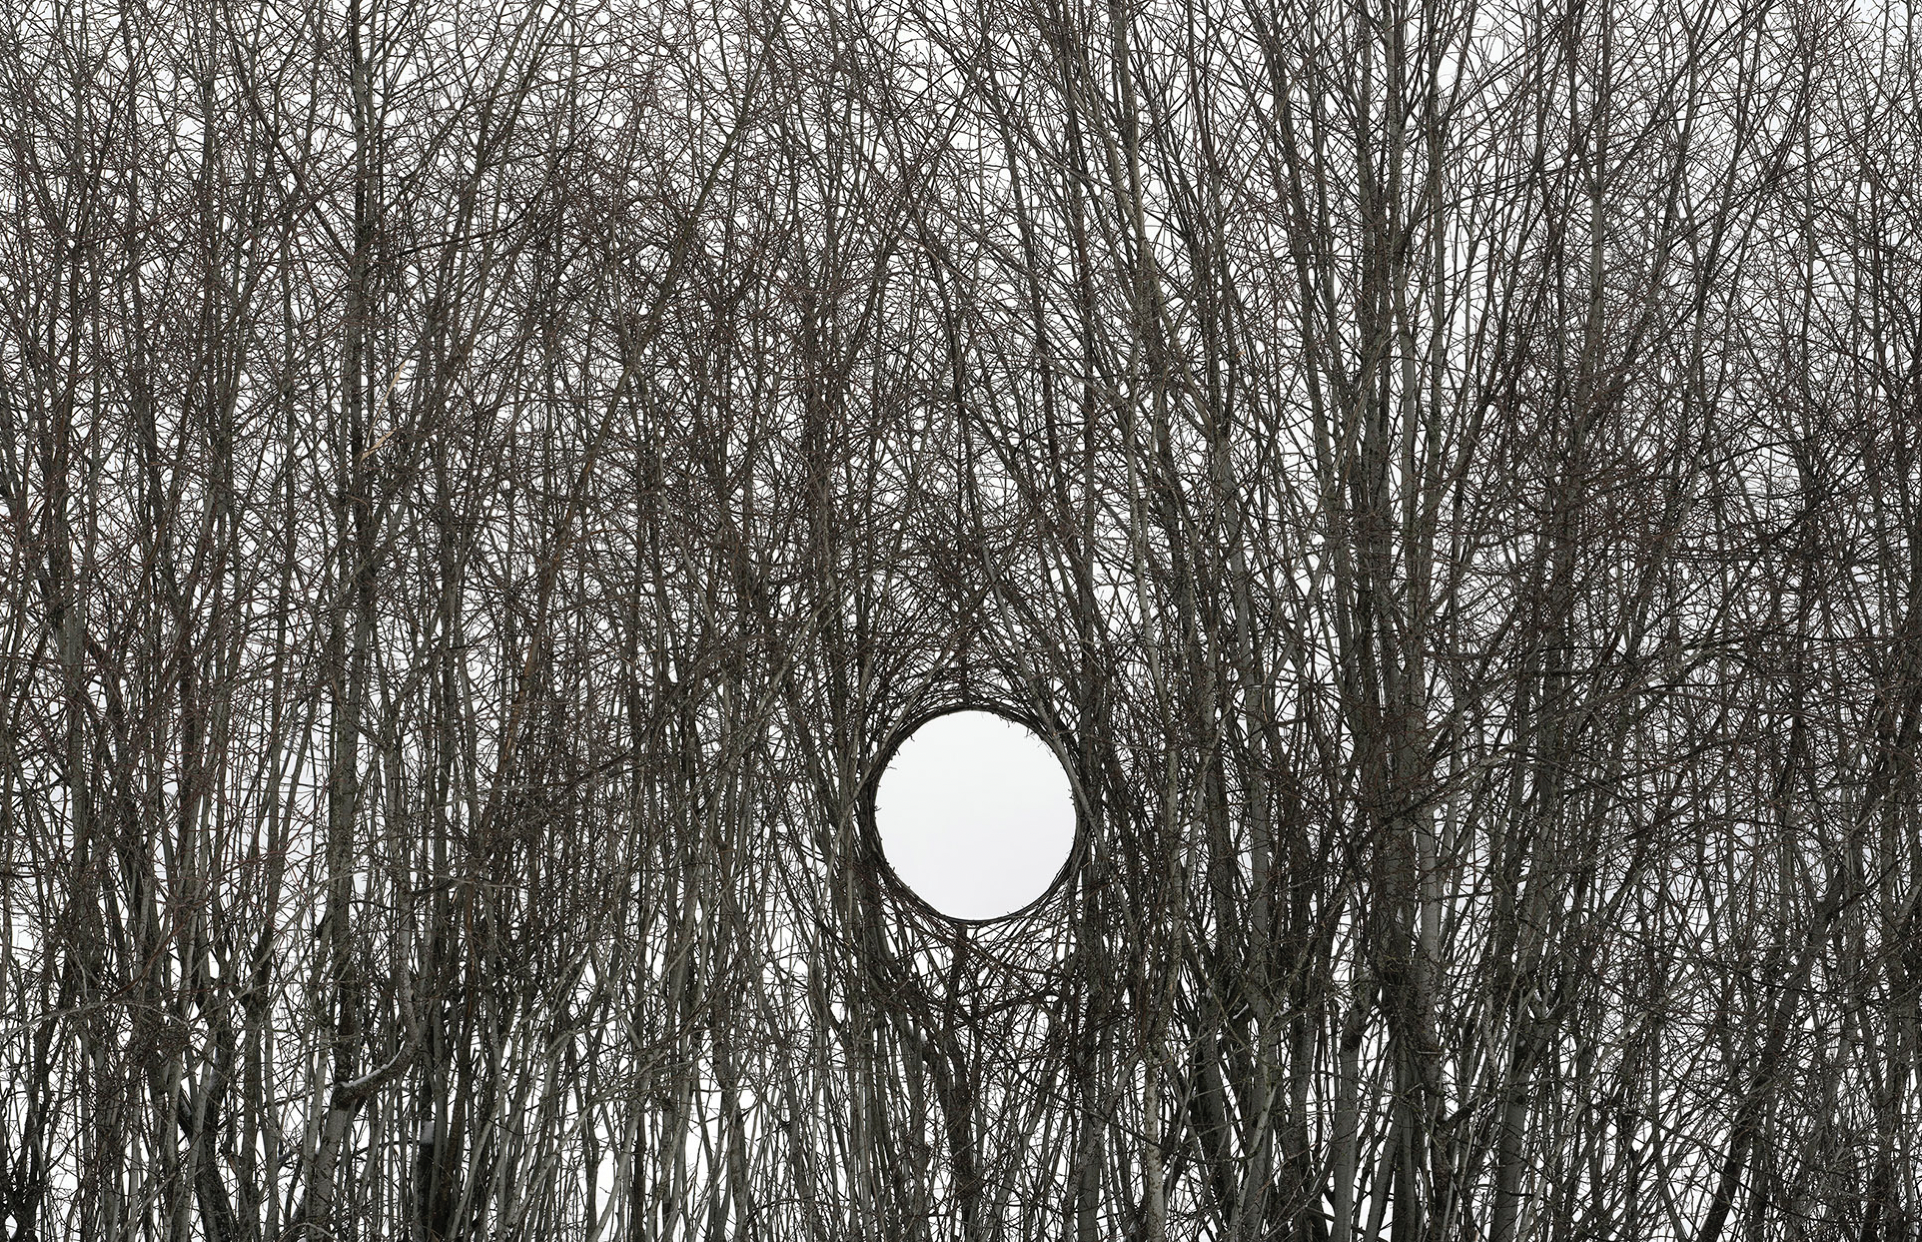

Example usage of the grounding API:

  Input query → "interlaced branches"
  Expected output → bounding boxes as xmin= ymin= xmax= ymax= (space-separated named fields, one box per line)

xmin=2 ymin=0 xmax=1918 ymax=1239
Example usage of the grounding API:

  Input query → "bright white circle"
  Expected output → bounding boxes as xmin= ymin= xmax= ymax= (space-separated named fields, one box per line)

xmin=874 ymin=711 xmax=1077 ymax=921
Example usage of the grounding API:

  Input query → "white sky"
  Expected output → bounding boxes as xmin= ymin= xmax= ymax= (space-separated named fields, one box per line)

xmin=873 ymin=711 xmax=1076 ymax=921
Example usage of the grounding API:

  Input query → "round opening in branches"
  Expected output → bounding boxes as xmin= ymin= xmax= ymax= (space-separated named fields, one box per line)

xmin=872 ymin=709 xmax=1077 ymax=922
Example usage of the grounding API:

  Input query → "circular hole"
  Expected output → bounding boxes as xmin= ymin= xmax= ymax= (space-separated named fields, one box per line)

xmin=873 ymin=709 xmax=1077 ymax=922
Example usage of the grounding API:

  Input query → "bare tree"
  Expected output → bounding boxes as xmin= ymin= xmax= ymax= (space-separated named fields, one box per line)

xmin=3 ymin=0 xmax=1918 ymax=1239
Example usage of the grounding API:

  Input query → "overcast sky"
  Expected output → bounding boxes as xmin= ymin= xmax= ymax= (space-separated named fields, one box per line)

xmin=873 ymin=711 xmax=1076 ymax=921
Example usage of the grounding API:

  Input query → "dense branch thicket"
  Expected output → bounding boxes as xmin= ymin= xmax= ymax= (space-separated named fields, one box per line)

xmin=3 ymin=0 xmax=1918 ymax=1238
